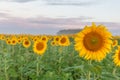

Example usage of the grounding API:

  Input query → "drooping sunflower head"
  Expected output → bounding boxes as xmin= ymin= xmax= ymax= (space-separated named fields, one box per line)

xmin=113 ymin=46 xmax=120 ymax=66
xmin=59 ymin=35 xmax=70 ymax=46
xmin=75 ymin=23 xmax=112 ymax=61
xmin=112 ymin=39 xmax=118 ymax=48
xmin=23 ymin=39 xmax=31 ymax=48
xmin=33 ymin=40 xmax=47 ymax=55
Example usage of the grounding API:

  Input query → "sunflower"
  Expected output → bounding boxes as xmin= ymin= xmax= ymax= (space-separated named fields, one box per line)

xmin=112 ymin=40 xmax=118 ymax=47
xmin=11 ymin=37 xmax=17 ymax=45
xmin=33 ymin=40 xmax=47 ymax=55
xmin=41 ymin=36 xmax=48 ymax=42
xmin=59 ymin=35 xmax=70 ymax=46
xmin=33 ymin=36 xmax=39 ymax=42
xmin=7 ymin=40 xmax=11 ymax=44
xmin=23 ymin=36 xmax=29 ymax=40
xmin=19 ymin=35 xmax=24 ymax=40
xmin=75 ymin=23 xmax=112 ymax=61
xmin=6 ymin=38 xmax=11 ymax=45
xmin=23 ymin=39 xmax=31 ymax=48
xmin=17 ymin=38 xmax=22 ymax=44
xmin=51 ymin=41 xmax=57 ymax=46
xmin=6 ymin=38 xmax=9 ymax=41
xmin=113 ymin=46 xmax=120 ymax=66
xmin=52 ymin=36 xmax=60 ymax=45
xmin=54 ymin=36 xmax=60 ymax=42
xmin=0 ymin=35 xmax=5 ymax=40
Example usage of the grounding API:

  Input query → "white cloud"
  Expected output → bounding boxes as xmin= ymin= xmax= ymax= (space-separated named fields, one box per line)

xmin=0 ymin=0 xmax=37 ymax=3
xmin=43 ymin=0 xmax=97 ymax=6
xmin=0 ymin=13 xmax=119 ymax=32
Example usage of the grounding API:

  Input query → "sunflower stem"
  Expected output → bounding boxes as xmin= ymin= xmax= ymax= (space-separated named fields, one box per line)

xmin=87 ymin=60 xmax=91 ymax=80
xmin=88 ymin=71 xmax=91 ymax=80
xmin=36 ymin=55 xmax=40 ymax=80
xmin=112 ymin=67 xmax=119 ymax=80
xmin=12 ymin=45 xmax=15 ymax=56
xmin=4 ymin=55 xmax=9 ymax=80
xmin=36 ymin=56 xmax=39 ymax=76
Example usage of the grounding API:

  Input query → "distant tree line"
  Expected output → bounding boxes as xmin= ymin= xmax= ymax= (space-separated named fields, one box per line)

xmin=57 ymin=29 xmax=82 ymax=34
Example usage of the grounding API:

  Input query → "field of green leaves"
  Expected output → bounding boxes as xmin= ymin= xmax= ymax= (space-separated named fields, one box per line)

xmin=0 ymin=35 xmax=120 ymax=80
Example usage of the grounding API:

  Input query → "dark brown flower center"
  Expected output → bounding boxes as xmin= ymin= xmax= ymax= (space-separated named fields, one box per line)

xmin=36 ymin=42 xmax=44 ymax=51
xmin=60 ymin=37 xmax=66 ymax=44
xmin=83 ymin=32 xmax=104 ymax=51
xmin=25 ymin=40 xmax=29 ymax=45
xmin=118 ymin=50 xmax=120 ymax=60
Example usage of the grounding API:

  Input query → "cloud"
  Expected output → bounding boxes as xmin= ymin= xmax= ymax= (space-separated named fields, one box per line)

xmin=11 ymin=0 xmax=38 ymax=3
xmin=0 ymin=12 xmax=12 ymax=20
xmin=0 ymin=12 xmax=8 ymax=17
xmin=29 ymin=16 xmax=93 ymax=25
xmin=0 ymin=0 xmax=37 ymax=3
xmin=0 ymin=12 xmax=7 ymax=16
xmin=43 ymin=0 xmax=98 ymax=6
xmin=0 ymin=13 xmax=119 ymax=35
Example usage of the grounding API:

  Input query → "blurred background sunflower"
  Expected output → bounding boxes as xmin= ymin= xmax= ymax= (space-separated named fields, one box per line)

xmin=22 ymin=39 xmax=31 ymax=48
xmin=112 ymin=39 xmax=118 ymax=48
xmin=11 ymin=37 xmax=17 ymax=45
xmin=113 ymin=46 xmax=120 ymax=66
xmin=59 ymin=35 xmax=70 ymax=46
xmin=33 ymin=40 xmax=47 ymax=55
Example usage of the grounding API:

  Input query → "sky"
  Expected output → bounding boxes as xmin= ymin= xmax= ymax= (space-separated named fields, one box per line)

xmin=0 ymin=0 xmax=120 ymax=35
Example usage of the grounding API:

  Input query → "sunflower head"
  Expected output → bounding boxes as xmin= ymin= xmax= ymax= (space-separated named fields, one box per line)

xmin=8 ymin=40 xmax=11 ymax=44
xmin=17 ymin=39 xmax=22 ymax=44
xmin=0 ymin=35 xmax=5 ymax=40
xmin=6 ymin=38 xmax=9 ymax=41
xmin=23 ymin=39 xmax=31 ymax=48
xmin=113 ymin=46 xmax=120 ymax=66
xmin=112 ymin=39 xmax=118 ymax=48
xmin=52 ymin=36 xmax=60 ymax=45
xmin=33 ymin=37 xmax=39 ymax=42
xmin=41 ymin=36 xmax=48 ymax=42
xmin=11 ymin=37 xmax=17 ymax=45
xmin=33 ymin=40 xmax=47 ymax=55
xmin=75 ymin=23 xmax=112 ymax=61
xmin=51 ymin=41 xmax=57 ymax=46
xmin=54 ymin=36 xmax=60 ymax=42
xmin=23 ymin=36 xmax=29 ymax=41
xmin=59 ymin=35 xmax=70 ymax=46
xmin=6 ymin=39 xmax=11 ymax=45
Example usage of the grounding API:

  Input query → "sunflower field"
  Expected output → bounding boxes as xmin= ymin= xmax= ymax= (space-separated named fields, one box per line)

xmin=0 ymin=23 xmax=120 ymax=80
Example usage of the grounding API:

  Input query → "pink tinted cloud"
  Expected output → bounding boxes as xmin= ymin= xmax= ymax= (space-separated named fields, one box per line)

xmin=0 ymin=12 xmax=120 ymax=32
xmin=0 ymin=13 xmax=92 ymax=29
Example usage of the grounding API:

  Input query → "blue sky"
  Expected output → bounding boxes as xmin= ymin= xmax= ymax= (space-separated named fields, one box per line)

xmin=0 ymin=0 xmax=120 ymax=35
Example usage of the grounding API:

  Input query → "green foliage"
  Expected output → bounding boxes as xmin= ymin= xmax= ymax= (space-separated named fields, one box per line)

xmin=0 ymin=39 xmax=120 ymax=80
